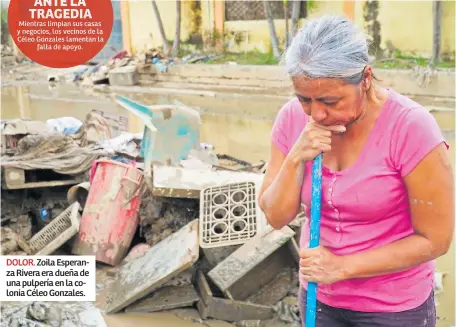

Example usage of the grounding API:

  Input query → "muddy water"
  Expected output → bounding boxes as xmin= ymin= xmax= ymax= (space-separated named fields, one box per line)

xmin=1 ymin=82 xmax=455 ymax=326
xmin=1 ymin=83 xmax=280 ymax=163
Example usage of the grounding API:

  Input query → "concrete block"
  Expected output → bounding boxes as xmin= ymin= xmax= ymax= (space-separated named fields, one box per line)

xmin=208 ymin=226 xmax=296 ymax=301
xmin=108 ymin=66 xmax=139 ymax=86
xmin=104 ymin=219 xmax=200 ymax=313
xmin=196 ymin=271 xmax=274 ymax=322
xmin=247 ymin=268 xmax=296 ymax=306
xmin=125 ymin=284 xmax=199 ymax=313
xmin=202 ymin=245 xmax=240 ymax=268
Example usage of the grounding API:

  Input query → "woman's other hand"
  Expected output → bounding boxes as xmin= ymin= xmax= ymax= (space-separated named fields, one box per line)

xmin=289 ymin=120 xmax=346 ymax=163
xmin=299 ymin=245 xmax=347 ymax=285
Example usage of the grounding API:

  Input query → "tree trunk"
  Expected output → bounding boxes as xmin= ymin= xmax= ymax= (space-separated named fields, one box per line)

xmin=431 ymin=0 xmax=442 ymax=67
xmin=263 ymin=1 xmax=281 ymax=59
xmin=290 ymin=0 xmax=301 ymax=39
xmin=171 ymin=0 xmax=181 ymax=57
xmin=151 ymin=0 xmax=169 ymax=55
xmin=284 ymin=1 xmax=289 ymax=48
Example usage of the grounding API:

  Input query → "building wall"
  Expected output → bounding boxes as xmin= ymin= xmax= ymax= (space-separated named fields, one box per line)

xmin=127 ymin=0 xmax=214 ymax=53
xmin=374 ymin=0 xmax=455 ymax=56
xmin=223 ymin=0 xmax=455 ymax=57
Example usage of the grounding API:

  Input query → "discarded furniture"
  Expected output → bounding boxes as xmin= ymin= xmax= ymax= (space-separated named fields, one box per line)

xmin=71 ymin=160 xmax=144 ymax=266
xmin=2 ymin=167 xmax=83 ymax=190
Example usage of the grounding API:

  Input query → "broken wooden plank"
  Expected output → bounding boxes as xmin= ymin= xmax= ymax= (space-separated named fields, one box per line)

xmin=125 ymin=284 xmax=199 ymax=313
xmin=2 ymin=168 xmax=82 ymax=190
xmin=104 ymin=219 xmax=200 ymax=314
xmin=196 ymin=271 xmax=274 ymax=322
xmin=207 ymin=226 xmax=295 ymax=301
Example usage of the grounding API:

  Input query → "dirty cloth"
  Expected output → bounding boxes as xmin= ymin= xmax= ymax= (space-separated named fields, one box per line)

xmin=0 ymin=134 xmax=109 ymax=175
xmin=0 ymin=113 xmax=114 ymax=175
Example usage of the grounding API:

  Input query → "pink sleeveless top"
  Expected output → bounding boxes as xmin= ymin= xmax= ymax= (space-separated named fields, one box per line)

xmin=271 ymin=89 xmax=448 ymax=312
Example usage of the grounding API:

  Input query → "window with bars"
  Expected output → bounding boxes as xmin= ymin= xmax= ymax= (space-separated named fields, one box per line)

xmin=225 ymin=0 xmax=308 ymax=21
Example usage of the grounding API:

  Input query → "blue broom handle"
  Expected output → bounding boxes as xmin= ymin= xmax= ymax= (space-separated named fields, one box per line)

xmin=305 ymin=153 xmax=323 ymax=327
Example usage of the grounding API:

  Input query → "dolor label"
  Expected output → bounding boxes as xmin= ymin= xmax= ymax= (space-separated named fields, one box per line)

xmin=8 ymin=0 xmax=114 ymax=68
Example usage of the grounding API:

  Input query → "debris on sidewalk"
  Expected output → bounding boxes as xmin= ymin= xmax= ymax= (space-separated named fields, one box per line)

xmin=122 ymin=243 xmax=151 ymax=263
xmin=7 ymin=214 xmax=33 ymax=240
xmin=196 ymin=271 xmax=274 ymax=322
xmin=104 ymin=219 xmax=200 ymax=313
xmin=151 ymin=166 xmax=265 ymax=199
xmin=125 ymin=284 xmax=200 ymax=313
xmin=207 ymin=226 xmax=297 ymax=301
xmin=71 ymin=160 xmax=144 ymax=266
xmin=29 ymin=202 xmax=81 ymax=256
xmin=0 ymin=93 xmax=308 ymax=327
xmin=108 ymin=66 xmax=139 ymax=86
xmin=0 ymin=227 xmax=32 ymax=255
xmin=1 ymin=119 xmax=48 ymax=156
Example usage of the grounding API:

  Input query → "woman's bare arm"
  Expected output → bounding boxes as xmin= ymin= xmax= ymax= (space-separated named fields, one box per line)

xmin=258 ymin=142 xmax=305 ymax=229
xmin=340 ymin=143 xmax=454 ymax=279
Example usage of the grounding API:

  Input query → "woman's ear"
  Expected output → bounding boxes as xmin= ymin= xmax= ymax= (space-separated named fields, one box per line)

xmin=363 ymin=66 xmax=373 ymax=91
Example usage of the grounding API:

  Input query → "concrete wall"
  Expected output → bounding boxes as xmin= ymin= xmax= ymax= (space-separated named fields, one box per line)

xmin=138 ymin=64 xmax=456 ymax=98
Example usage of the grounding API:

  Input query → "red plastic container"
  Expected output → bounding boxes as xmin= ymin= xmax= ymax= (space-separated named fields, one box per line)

xmin=71 ymin=160 xmax=144 ymax=266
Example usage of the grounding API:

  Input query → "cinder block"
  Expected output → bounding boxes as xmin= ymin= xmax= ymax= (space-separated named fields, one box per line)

xmin=247 ymin=268 xmax=296 ymax=306
xmin=108 ymin=66 xmax=139 ymax=86
xmin=208 ymin=226 xmax=296 ymax=301
xmin=196 ymin=271 xmax=274 ymax=322
xmin=202 ymin=245 xmax=241 ymax=268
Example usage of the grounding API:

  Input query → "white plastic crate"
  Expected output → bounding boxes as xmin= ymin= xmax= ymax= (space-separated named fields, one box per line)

xmin=29 ymin=202 xmax=81 ymax=255
xmin=199 ymin=181 xmax=259 ymax=248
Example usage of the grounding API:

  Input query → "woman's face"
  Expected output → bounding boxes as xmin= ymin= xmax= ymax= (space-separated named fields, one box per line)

xmin=292 ymin=69 xmax=371 ymax=127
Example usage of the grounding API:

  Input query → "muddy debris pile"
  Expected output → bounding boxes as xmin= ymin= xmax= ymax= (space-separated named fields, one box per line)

xmin=1 ymin=44 xmax=14 ymax=57
xmin=0 ymin=94 xmax=303 ymax=326
xmin=46 ymin=48 xmax=218 ymax=87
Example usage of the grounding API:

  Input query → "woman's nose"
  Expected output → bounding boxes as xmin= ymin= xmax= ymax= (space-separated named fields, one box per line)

xmin=311 ymin=104 xmax=328 ymax=123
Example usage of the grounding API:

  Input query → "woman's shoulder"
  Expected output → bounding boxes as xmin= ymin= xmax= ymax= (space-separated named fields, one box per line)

xmin=386 ymin=89 xmax=435 ymax=123
xmin=275 ymin=97 xmax=309 ymax=126
xmin=271 ymin=97 xmax=309 ymax=155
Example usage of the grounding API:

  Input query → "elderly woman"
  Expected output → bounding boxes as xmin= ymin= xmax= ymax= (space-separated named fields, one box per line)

xmin=259 ymin=16 xmax=453 ymax=327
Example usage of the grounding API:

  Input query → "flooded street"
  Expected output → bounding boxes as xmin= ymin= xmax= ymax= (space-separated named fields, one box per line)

xmin=1 ymin=79 xmax=455 ymax=327
xmin=1 ymin=82 xmax=282 ymax=164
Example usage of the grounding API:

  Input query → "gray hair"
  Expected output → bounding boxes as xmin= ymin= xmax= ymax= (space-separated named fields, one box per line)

xmin=282 ymin=15 xmax=371 ymax=84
